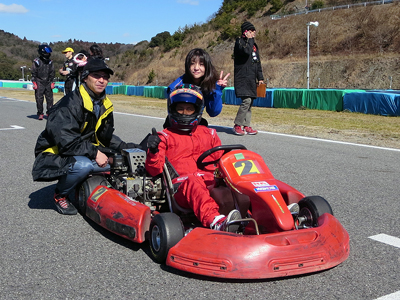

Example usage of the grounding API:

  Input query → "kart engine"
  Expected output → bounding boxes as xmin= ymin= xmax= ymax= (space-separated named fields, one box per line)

xmin=109 ymin=148 xmax=164 ymax=206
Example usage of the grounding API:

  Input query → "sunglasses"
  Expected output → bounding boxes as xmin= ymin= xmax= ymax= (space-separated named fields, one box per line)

xmin=89 ymin=72 xmax=110 ymax=80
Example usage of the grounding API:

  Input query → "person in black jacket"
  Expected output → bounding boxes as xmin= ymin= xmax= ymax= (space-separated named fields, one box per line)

xmin=59 ymin=47 xmax=77 ymax=95
xmin=31 ymin=44 xmax=55 ymax=120
xmin=233 ymin=21 xmax=264 ymax=136
xmin=32 ymin=58 xmax=139 ymax=215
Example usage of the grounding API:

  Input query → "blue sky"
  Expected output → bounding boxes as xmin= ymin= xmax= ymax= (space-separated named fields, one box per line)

xmin=0 ymin=0 xmax=223 ymax=44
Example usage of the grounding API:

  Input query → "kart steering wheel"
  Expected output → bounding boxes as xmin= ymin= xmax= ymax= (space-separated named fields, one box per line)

xmin=197 ymin=144 xmax=247 ymax=170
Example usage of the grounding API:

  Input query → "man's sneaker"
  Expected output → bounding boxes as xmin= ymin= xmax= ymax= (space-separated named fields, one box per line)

xmin=38 ymin=114 xmax=44 ymax=120
xmin=211 ymin=209 xmax=241 ymax=232
xmin=54 ymin=194 xmax=77 ymax=215
xmin=233 ymin=125 xmax=245 ymax=136
xmin=244 ymin=126 xmax=258 ymax=135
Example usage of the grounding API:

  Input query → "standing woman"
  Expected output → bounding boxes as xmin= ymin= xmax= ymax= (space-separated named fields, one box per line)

xmin=166 ymin=48 xmax=230 ymax=127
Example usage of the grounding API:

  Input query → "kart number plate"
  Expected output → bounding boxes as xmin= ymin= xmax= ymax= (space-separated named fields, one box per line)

xmin=233 ymin=160 xmax=261 ymax=176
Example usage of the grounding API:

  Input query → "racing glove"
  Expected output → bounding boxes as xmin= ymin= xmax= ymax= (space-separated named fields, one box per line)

xmin=51 ymin=82 xmax=55 ymax=89
xmin=32 ymin=82 xmax=38 ymax=90
xmin=147 ymin=127 xmax=161 ymax=154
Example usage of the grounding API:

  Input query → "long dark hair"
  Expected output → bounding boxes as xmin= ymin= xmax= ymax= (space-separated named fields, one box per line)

xmin=89 ymin=44 xmax=104 ymax=59
xmin=183 ymin=48 xmax=218 ymax=96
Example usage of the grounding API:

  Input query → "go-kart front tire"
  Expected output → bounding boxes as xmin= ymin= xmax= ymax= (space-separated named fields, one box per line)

xmin=76 ymin=175 xmax=109 ymax=214
xmin=149 ymin=213 xmax=184 ymax=263
xmin=298 ymin=196 xmax=333 ymax=227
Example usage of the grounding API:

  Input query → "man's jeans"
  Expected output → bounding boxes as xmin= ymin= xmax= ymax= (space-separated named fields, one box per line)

xmin=55 ymin=156 xmax=110 ymax=196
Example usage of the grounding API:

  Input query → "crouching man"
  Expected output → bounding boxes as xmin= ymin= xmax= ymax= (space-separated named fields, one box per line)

xmin=32 ymin=58 xmax=138 ymax=215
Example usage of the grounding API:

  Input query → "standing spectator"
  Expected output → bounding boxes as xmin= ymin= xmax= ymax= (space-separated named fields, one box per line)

xmin=31 ymin=44 xmax=55 ymax=120
xmin=89 ymin=44 xmax=104 ymax=60
xmin=59 ymin=47 xmax=77 ymax=95
xmin=73 ymin=49 xmax=90 ymax=86
xmin=166 ymin=48 xmax=230 ymax=127
xmin=233 ymin=21 xmax=264 ymax=136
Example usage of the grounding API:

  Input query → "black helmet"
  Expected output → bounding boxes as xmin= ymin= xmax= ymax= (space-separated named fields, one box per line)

xmin=168 ymin=84 xmax=204 ymax=131
xmin=38 ymin=44 xmax=52 ymax=59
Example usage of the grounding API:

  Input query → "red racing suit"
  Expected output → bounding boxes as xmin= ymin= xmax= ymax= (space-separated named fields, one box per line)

xmin=145 ymin=125 xmax=222 ymax=227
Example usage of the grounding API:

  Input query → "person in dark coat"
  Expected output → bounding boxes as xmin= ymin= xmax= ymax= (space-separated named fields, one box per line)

xmin=31 ymin=44 xmax=55 ymax=120
xmin=233 ymin=21 xmax=264 ymax=136
xmin=32 ymin=58 xmax=139 ymax=215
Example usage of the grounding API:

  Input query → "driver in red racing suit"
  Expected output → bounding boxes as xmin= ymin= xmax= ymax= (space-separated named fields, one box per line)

xmin=145 ymin=85 xmax=241 ymax=231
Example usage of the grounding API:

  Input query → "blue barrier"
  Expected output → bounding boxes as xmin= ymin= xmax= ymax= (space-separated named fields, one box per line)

xmin=105 ymin=86 xmax=115 ymax=94
xmin=343 ymin=91 xmax=400 ymax=116
xmin=223 ymin=87 xmax=274 ymax=107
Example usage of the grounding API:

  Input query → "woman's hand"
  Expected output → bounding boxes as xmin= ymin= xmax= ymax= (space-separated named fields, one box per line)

xmin=217 ymin=71 xmax=230 ymax=88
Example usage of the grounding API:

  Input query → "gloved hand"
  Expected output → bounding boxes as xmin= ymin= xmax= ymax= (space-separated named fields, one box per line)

xmin=51 ymin=82 xmax=55 ymax=89
xmin=147 ymin=128 xmax=161 ymax=154
xmin=32 ymin=82 xmax=38 ymax=90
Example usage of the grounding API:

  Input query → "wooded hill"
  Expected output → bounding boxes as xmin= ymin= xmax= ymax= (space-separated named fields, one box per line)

xmin=2 ymin=0 xmax=400 ymax=89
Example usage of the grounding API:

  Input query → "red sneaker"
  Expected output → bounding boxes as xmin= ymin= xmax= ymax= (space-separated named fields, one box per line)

xmin=233 ymin=125 xmax=245 ymax=136
xmin=244 ymin=126 xmax=258 ymax=135
xmin=38 ymin=114 xmax=44 ymax=120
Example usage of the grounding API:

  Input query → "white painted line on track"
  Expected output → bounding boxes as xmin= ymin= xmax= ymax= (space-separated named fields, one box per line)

xmin=374 ymin=291 xmax=400 ymax=300
xmin=115 ymin=112 xmax=400 ymax=152
xmin=0 ymin=125 xmax=25 ymax=131
xmin=369 ymin=234 xmax=400 ymax=249
xmin=370 ymin=234 xmax=400 ymax=300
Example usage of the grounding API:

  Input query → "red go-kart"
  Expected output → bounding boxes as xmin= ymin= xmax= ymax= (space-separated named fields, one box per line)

xmin=76 ymin=144 xmax=349 ymax=279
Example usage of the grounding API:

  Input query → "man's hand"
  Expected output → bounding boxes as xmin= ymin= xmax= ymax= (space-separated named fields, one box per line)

xmin=95 ymin=150 xmax=109 ymax=168
xmin=147 ymin=128 xmax=161 ymax=154
xmin=51 ymin=82 xmax=55 ymax=89
xmin=32 ymin=82 xmax=38 ymax=90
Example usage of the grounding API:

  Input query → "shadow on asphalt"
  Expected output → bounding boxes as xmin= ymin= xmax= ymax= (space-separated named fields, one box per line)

xmin=28 ymin=184 xmax=56 ymax=210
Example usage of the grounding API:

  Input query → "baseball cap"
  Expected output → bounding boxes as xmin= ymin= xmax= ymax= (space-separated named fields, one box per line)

xmin=62 ymin=47 xmax=74 ymax=53
xmin=81 ymin=58 xmax=114 ymax=80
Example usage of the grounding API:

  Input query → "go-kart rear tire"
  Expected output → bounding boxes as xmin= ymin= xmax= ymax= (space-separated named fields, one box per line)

xmin=76 ymin=175 xmax=109 ymax=214
xmin=298 ymin=196 xmax=333 ymax=227
xmin=149 ymin=213 xmax=184 ymax=264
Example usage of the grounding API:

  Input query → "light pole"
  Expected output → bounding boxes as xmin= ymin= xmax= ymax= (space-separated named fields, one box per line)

xmin=307 ymin=21 xmax=318 ymax=89
xmin=20 ymin=66 xmax=26 ymax=81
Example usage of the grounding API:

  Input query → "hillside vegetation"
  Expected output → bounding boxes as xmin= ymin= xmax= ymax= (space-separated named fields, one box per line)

xmin=1 ymin=0 xmax=400 ymax=89
xmin=111 ymin=0 xmax=400 ymax=90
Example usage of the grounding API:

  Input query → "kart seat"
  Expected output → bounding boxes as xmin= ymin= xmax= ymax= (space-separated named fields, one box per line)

xmin=210 ymin=185 xmax=250 ymax=217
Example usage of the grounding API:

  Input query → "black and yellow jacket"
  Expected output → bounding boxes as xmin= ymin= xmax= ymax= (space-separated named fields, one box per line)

xmin=32 ymin=84 xmax=126 ymax=181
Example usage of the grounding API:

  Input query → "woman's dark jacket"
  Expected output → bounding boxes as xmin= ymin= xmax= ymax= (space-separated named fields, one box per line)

xmin=32 ymin=84 xmax=125 ymax=181
xmin=233 ymin=36 xmax=264 ymax=98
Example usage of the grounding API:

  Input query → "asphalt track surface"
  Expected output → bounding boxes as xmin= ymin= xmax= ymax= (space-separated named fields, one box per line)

xmin=0 ymin=96 xmax=399 ymax=300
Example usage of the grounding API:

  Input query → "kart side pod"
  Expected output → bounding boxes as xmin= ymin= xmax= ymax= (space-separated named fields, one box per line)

xmin=86 ymin=186 xmax=151 ymax=243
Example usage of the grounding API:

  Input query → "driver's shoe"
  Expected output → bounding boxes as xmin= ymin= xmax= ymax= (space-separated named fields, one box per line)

xmin=54 ymin=194 xmax=77 ymax=215
xmin=211 ymin=209 xmax=241 ymax=232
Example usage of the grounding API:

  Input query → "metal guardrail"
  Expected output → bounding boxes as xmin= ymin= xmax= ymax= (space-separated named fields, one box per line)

xmin=270 ymin=0 xmax=395 ymax=19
